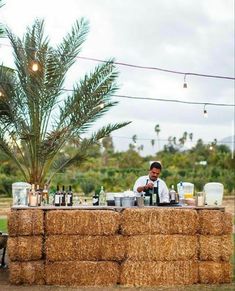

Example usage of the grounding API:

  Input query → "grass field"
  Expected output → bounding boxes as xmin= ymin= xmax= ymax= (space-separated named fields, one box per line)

xmin=0 ymin=218 xmax=7 ymax=233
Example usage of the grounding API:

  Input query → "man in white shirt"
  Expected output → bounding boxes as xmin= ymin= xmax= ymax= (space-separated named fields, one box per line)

xmin=133 ymin=161 xmax=169 ymax=204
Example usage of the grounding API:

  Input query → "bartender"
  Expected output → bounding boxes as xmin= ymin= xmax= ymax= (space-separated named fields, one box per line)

xmin=133 ymin=161 xmax=169 ymax=204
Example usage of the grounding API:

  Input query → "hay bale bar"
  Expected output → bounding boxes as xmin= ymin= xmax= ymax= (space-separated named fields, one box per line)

xmin=7 ymin=206 xmax=233 ymax=287
xmin=8 ymin=236 xmax=43 ymax=261
xmin=46 ymin=235 xmax=125 ymax=261
xmin=46 ymin=210 xmax=120 ymax=235
xmin=8 ymin=209 xmax=44 ymax=236
xmin=120 ymin=208 xmax=199 ymax=235
xmin=45 ymin=261 xmax=120 ymax=286
xmin=120 ymin=260 xmax=198 ymax=286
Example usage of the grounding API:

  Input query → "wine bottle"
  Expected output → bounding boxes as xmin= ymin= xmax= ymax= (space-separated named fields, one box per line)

xmin=36 ymin=184 xmax=42 ymax=206
xmin=54 ymin=185 xmax=61 ymax=206
xmin=42 ymin=184 xmax=49 ymax=205
xmin=67 ymin=185 xmax=73 ymax=206
xmin=92 ymin=192 xmax=99 ymax=206
xmin=61 ymin=185 xmax=66 ymax=206
xmin=99 ymin=186 xmax=106 ymax=206
xmin=169 ymin=185 xmax=176 ymax=203
xmin=29 ymin=184 xmax=38 ymax=207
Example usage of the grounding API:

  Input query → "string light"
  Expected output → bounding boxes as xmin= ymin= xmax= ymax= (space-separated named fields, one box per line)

xmin=203 ymin=104 xmax=208 ymax=118
xmin=183 ymin=74 xmax=187 ymax=88
xmin=31 ymin=49 xmax=39 ymax=72
xmin=31 ymin=61 xmax=39 ymax=72
xmin=0 ymin=42 xmax=234 ymax=80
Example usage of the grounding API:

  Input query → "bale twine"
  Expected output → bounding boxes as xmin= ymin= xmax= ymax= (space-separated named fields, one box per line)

xmin=198 ymin=261 xmax=232 ymax=284
xmin=121 ymin=208 xmax=198 ymax=235
xmin=9 ymin=261 xmax=45 ymax=285
xmin=8 ymin=236 xmax=43 ymax=262
xmin=45 ymin=261 xmax=120 ymax=286
xmin=120 ymin=260 xmax=198 ymax=286
xmin=199 ymin=235 xmax=233 ymax=262
xmin=8 ymin=209 xmax=44 ymax=236
xmin=46 ymin=210 xmax=120 ymax=235
xmin=126 ymin=235 xmax=197 ymax=261
xmin=45 ymin=235 xmax=125 ymax=261
xmin=198 ymin=210 xmax=227 ymax=235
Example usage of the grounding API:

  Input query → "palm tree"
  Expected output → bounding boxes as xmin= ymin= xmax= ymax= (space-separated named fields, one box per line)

xmin=0 ymin=1 xmax=5 ymax=38
xmin=0 ymin=19 xmax=130 ymax=185
xmin=154 ymin=124 xmax=160 ymax=151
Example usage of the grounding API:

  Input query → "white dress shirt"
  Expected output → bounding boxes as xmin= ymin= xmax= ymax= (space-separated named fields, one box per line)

xmin=133 ymin=175 xmax=169 ymax=203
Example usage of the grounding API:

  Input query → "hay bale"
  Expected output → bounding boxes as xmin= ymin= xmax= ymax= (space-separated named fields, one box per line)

xmin=45 ymin=261 xmax=120 ymax=286
xmin=121 ymin=208 xmax=198 ymax=235
xmin=198 ymin=261 xmax=232 ymax=283
xmin=46 ymin=235 xmax=125 ymax=261
xmin=46 ymin=210 xmax=120 ymax=235
xmin=8 ymin=210 xmax=44 ymax=236
xmin=223 ymin=212 xmax=233 ymax=234
xmin=120 ymin=260 xmax=198 ymax=286
xmin=9 ymin=261 xmax=45 ymax=285
xmin=199 ymin=235 xmax=233 ymax=262
xmin=126 ymin=235 xmax=197 ymax=261
xmin=8 ymin=236 xmax=43 ymax=262
xmin=198 ymin=210 xmax=225 ymax=235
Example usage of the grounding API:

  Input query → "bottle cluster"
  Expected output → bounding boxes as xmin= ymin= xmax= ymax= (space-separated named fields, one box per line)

xmin=53 ymin=185 xmax=73 ymax=207
xmin=28 ymin=184 xmax=73 ymax=207
xmin=28 ymin=184 xmax=49 ymax=207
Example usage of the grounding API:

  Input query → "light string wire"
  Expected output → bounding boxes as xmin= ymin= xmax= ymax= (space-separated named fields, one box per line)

xmin=0 ymin=81 xmax=234 ymax=107
xmin=0 ymin=42 xmax=234 ymax=80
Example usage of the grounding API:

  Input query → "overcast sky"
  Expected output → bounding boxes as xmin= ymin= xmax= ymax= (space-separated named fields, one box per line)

xmin=1 ymin=0 xmax=234 ymax=155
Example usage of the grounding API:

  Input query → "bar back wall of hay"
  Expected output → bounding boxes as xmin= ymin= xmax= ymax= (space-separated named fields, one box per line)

xmin=7 ymin=208 xmax=233 ymax=287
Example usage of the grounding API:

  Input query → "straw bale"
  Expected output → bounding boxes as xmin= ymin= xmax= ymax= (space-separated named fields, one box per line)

xmin=46 ymin=210 xmax=120 ymax=235
xmin=8 ymin=236 xmax=43 ymax=262
xmin=8 ymin=209 xmax=44 ymax=236
xmin=121 ymin=208 xmax=198 ymax=235
xmin=198 ymin=210 xmax=225 ymax=235
xmin=223 ymin=212 xmax=233 ymax=234
xmin=9 ymin=261 xmax=45 ymax=285
xmin=126 ymin=235 xmax=197 ymax=261
xmin=198 ymin=261 xmax=232 ymax=283
xmin=45 ymin=261 xmax=120 ymax=286
xmin=199 ymin=235 xmax=233 ymax=262
xmin=45 ymin=235 xmax=125 ymax=261
xmin=120 ymin=260 xmax=198 ymax=286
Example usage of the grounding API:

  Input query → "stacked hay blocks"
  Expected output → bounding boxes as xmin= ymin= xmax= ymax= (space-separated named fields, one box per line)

xmin=7 ymin=208 xmax=233 ymax=287
xmin=120 ymin=208 xmax=233 ymax=286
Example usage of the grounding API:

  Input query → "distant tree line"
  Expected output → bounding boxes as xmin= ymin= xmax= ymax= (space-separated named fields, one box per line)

xmin=0 ymin=135 xmax=234 ymax=196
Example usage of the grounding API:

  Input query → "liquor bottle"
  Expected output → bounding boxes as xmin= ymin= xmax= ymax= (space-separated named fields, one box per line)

xmin=42 ymin=184 xmax=49 ymax=205
xmin=169 ymin=185 xmax=176 ymax=203
xmin=61 ymin=185 xmax=66 ymax=206
xmin=36 ymin=185 xmax=42 ymax=206
xmin=92 ymin=192 xmax=99 ymax=206
xmin=29 ymin=184 xmax=38 ymax=207
xmin=67 ymin=185 xmax=73 ymax=206
xmin=178 ymin=181 xmax=184 ymax=204
xmin=54 ymin=185 xmax=61 ymax=206
xmin=99 ymin=186 xmax=106 ymax=206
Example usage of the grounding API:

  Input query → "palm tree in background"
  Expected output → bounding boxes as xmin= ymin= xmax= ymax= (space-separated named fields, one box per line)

xmin=0 ymin=18 xmax=130 ymax=185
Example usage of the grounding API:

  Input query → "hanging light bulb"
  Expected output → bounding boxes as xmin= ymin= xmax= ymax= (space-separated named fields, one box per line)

xmin=0 ymin=89 xmax=3 ymax=97
xmin=183 ymin=74 xmax=187 ymax=88
xmin=32 ymin=61 xmax=39 ymax=72
xmin=30 ymin=49 xmax=39 ymax=72
xmin=203 ymin=104 xmax=208 ymax=118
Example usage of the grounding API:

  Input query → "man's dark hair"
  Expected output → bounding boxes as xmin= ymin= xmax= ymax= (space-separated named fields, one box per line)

xmin=150 ymin=161 xmax=162 ymax=171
